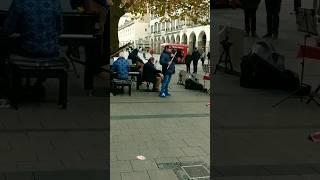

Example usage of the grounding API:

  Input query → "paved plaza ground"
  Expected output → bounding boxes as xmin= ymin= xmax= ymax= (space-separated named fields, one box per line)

xmin=0 ymin=51 xmax=210 ymax=180
xmin=0 ymin=62 xmax=109 ymax=179
xmin=213 ymin=0 xmax=320 ymax=179
xmin=110 ymin=59 xmax=210 ymax=180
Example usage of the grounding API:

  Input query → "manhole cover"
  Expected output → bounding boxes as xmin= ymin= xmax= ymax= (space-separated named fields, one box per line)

xmin=182 ymin=165 xmax=210 ymax=179
xmin=157 ymin=161 xmax=210 ymax=180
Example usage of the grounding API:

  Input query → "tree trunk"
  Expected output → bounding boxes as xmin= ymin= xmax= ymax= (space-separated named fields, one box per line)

xmin=109 ymin=0 xmax=125 ymax=56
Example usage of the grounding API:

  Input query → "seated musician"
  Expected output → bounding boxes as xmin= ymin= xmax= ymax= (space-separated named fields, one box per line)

xmin=143 ymin=57 xmax=162 ymax=92
xmin=4 ymin=0 xmax=63 ymax=97
xmin=111 ymin=56 xmax=130 ymax=80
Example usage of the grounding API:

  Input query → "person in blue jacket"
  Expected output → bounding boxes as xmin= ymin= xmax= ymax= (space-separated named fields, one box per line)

xmin=159 ymin=46 xmax=176 ymax=97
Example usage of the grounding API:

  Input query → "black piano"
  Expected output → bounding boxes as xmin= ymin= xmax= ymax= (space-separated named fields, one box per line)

xmin=0 ymin=10 xmax=104 ymax=92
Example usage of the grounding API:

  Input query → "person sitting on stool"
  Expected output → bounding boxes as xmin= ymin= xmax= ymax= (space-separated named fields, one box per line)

xmin=112 ymin=56 xmax=130 ymax=80
xmin=4 ymin=0 xmax=64 ymax=99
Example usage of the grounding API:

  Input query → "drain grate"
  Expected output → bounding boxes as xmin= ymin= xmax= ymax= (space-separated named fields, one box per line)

xmin=157 ymin=161 xmax=210 ymax=180
xmin=182 ymin=165 xmax=210 ymax=179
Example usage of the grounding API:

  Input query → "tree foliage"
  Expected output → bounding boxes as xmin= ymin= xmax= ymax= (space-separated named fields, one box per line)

xmin=109 ymin=0 xmax=209 ymax=54
xmin=120 ymin=0 xmax=210 ymax=24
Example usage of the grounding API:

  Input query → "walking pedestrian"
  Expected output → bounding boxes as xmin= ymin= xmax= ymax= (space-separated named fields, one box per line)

xmin=240 ymin=0 xmax=261 ymax=37
xmin=263 ymin=0 xmax=282 ymax=39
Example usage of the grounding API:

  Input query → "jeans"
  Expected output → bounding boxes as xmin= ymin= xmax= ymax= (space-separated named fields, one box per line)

xmin=160 ymin=74 xmax=172 ymax=94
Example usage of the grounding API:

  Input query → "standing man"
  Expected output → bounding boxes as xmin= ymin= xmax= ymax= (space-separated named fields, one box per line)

xmin=263 ymin=0 xmax=282 ymax=39
xmin=240 ymin=0 xmax=261 ymax=37
xmin=191 ymin=48 xmax=201 ymax=73
xmin=159 ymin=46 xmax=175 ymax=97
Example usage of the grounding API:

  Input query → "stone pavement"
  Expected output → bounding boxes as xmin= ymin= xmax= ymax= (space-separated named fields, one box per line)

xmin=110 ymin=63 xmax=210 ymax=180
xmin=213 ymin=1 xmax=320 ymax=179
xmin=0 ymin=63 xmax=109 ymax=179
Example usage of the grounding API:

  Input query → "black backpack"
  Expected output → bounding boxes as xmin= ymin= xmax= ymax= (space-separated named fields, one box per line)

xmin=185 ymin=74 xmax=203 ymax=90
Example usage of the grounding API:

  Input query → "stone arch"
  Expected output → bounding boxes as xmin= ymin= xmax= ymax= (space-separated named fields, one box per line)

xmin=176 ymin=35 xmax=181 ymax=44
xmin=198 ymin=31 xmax=207 ymax=52
xmin=181 ymin=33 xmax=188 ymax=44
xmin=166 ymin=36 xmax=170 ymax=43
xmin=171 ymin=34 xmax=175 ymax=43
xmin=189 ymin=32 xmax=196 ymax=53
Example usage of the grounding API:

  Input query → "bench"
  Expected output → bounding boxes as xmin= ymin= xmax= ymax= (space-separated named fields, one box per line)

xmin=7 ymin=55 xmax=68 ymax=109
xmin=112 ymin=79 xmax=132 ymax=96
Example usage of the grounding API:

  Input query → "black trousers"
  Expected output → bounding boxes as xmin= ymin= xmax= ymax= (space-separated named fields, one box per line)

xmin=244 ymin=8 xmax=257 ymax=33
xmin=294 ymin=0 xmax=301 ymax=12
xmin=186 ymin=63 xmax=190 ymax=73
xmin=265 ymin=0 xmax=282 ymax=35
xmin=193 ymin=61 xmax=198 ymax=73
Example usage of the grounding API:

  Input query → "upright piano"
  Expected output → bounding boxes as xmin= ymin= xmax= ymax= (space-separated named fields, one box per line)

xmin=0 ymin=10 xmax=102 ymax=91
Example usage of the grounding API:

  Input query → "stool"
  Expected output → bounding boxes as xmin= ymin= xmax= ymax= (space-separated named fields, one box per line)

xmin=112 ymin=79 xmax=132 ymax=96
xmin=7 ymin=55 xmax=68 ymax=109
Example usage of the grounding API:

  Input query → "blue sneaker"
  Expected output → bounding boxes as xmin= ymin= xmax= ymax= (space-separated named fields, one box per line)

xmin=165 ymin=92 xmax=171 ymax=96
xmin=160 ymin=93 xmax=166 ymax=97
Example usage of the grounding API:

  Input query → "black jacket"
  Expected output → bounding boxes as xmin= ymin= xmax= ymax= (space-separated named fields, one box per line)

xmin=186 ymin=54 xmax=192 ymax=65
xmin=143 ymin=62 xmax=160 ymax=82
xmin=192 ymin=50 xmax=201 ymax=62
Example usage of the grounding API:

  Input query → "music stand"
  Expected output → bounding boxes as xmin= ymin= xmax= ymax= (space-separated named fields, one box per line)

xmin=273 ymin=8 xmax=318 ymax=107
xmin=214 ymin=26 xmax=233 ymax=75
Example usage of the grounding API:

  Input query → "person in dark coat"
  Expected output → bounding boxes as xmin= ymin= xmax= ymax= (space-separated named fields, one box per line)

xmin=263 ymin=0 xmax=282 ymax=39
xmin=191 ymin=48 xmax=201 ymax=73
xmin=240 ymin=0 xmax=261 ymax=37
xmin=143 ymin=57 xmax=162 ymax=91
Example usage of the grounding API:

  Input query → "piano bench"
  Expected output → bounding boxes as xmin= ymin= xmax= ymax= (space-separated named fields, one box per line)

xmin=112 ymin=79 xmax=132 ymax=96
xmin=7 ymin=56 xmax=68 ymax=109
